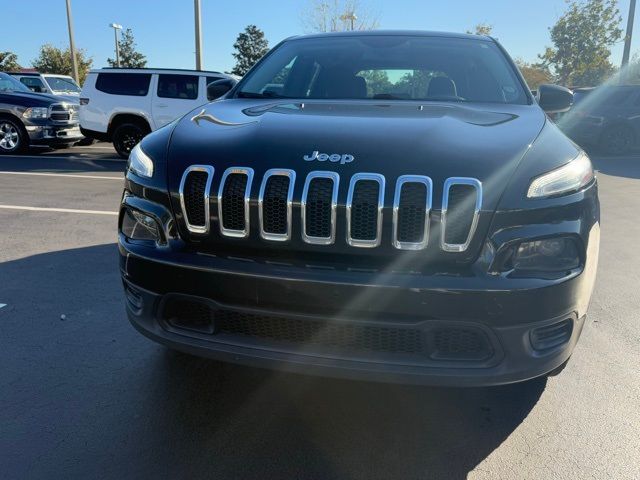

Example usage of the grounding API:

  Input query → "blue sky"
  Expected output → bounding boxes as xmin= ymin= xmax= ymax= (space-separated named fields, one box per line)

xmin=4 ymin=0 xmax=639 ymax=73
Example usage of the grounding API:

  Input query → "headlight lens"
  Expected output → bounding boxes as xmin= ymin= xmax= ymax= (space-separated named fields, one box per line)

xmin=128 ymin=143 xmax=154 ymax=178
xmin=527 ymin=153 xmax=594 ymax=198
xmin=512 ymin=237 xmax=580 ymax=273
xmin=22 ymin=107 xmax=49 ymax=119
xmin=121 ymin=208 xmax=161 ymax=242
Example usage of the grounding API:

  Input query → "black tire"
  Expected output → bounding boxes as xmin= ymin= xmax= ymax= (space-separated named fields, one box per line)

xmin=599 ymin=125 xmax=634 ymax=156
xmin=112 ymin=122 xmax=148 ymax=159
xmin=0 ymin=117 xmax=28 ymax=155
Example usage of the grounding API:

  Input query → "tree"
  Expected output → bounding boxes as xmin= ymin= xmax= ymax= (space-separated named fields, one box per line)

xmin=0 ymin=51 xmax=20 ymax=71
xmin=514 ymin=58 xmax=553 ymax=89
xmin=301 ymin=0 xmax=379 ymax=32
xmin=107 ymin=28 xmax=147 ymax=68
xmin=627 ymin=53 xmax=640 ymax=84
xmin=230 ymin=25 xmax=269 ymax=76
xmin=32 ymin=44 xmax=93 ymax=85
xmin=466 ymin=23 xmax=493 ymax=36
xmin=538 ymin=0 xmax=622 ymax=86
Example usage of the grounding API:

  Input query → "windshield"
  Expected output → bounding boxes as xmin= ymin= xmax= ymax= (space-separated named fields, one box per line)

xmin=237 ymin=35 xmax=528 ymax=104
xmin=44 ymin=76 xmax=80 ymax=93
xmin=0 ymin=72 xmax=33 ymax=93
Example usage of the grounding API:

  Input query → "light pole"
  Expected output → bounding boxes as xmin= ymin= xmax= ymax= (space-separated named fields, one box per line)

xmin=65 ymin=0 xmax=79 ymax=83
xmin=194 ymin=0 xmax=203 ymax=70
xmin=340 ymin=11 xmax=357 ymax=31
xmin=109 ymin=23 xmax=123 ymax=67
xmin=622 ymin=0 xmax=637 ymax=70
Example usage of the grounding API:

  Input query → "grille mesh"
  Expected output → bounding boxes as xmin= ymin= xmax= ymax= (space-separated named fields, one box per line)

xmin=262 ymin=176 xmax=290 ymax=234
xmin=183 ymin=171 xmax=208 ymax=227
xmin=215 ymin=309 xmax=425 ymax=354
xmin=160 ymin=298 xmax=494 ymax=361
xmin=397 ymin=182 xmax=427 ymax=243
xmin=350 ymin=180 xmax=380 ymax=241
xmin=221 ymin=173 xmax=248 ymax=231
xmin=431 ymin=328 xmax=491 ymax=360
xmin=305 ymin=178 xmax=334 ymax=238
xmin=445 ymin=185 xmax=477 ymax=245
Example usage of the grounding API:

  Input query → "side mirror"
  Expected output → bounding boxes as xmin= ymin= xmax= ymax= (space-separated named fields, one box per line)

xmin=537 ymin=84 xmax=573 ymax=114
xmin=207 ymin=78 xmax=237 ymax=100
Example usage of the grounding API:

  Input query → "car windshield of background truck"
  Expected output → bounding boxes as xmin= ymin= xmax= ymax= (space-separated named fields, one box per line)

xmin=237 ymin=35 xmax=528 ymax=105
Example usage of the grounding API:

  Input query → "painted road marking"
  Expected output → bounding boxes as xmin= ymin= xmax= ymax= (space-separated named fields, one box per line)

xmin=0 ymin=304 xmax=6 ymax=309
xmin=0 ymin=205 xmax=117 ymax=216
xmin=0 ymin=171 xmax=123 ymax=180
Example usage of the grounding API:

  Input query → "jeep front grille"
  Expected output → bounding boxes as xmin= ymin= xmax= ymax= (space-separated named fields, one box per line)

xmin=259 ymin=169 xmax=296 ymax=241
xmin=178 ymin=167 xmax=482 ymax=251
xmin=179 ymin=165 xmax=214 ymax=234
xmin=218 ymin=167 xmax=253 ymax=238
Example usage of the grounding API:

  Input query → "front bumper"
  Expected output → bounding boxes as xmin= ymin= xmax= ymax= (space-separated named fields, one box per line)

xmin=26 ymin=123 xmax=83 ymax=145
xmin=119 ymin=227 xmax=598 ymax=386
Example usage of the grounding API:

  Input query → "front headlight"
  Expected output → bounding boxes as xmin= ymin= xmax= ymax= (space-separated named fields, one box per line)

xmin=22 ymin=107 xmax=49 ymax=119
xmin=128 ymin=143 xmax=154 ymax=178
xmin=527 ymin=153 xmax=594 ymax=198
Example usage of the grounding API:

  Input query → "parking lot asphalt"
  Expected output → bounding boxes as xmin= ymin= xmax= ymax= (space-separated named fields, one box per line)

xmin=1 ymin=145 xmax=639 ymax=480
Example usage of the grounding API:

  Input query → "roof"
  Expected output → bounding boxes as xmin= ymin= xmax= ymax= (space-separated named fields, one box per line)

xmin=284 ymin=30 xmax=493 ymax=42
xmin=90 ymin=67 xmax=226 ymax=75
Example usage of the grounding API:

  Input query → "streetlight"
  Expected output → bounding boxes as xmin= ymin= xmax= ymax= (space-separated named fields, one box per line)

xmin=65 ymin=0 xmax=79 ymax=83
xmin=109 ymin=23 xmax=123 ymax=67
xmin=340 ymin=11 xmax=357 ymax=31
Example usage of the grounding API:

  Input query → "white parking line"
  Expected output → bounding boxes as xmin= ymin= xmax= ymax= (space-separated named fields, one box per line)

xmin=0 ymin=304 xmax=6 ymax=309
xmin=0 ymin=171 xmax=123 ymax=180
xmin=0 ymin=205 xmax=118 ymax=216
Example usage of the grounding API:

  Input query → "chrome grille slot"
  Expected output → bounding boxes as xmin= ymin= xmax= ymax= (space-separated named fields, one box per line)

xmin=346 ymin=173 xmax=385 ymax=248
xmin=259 ymin=169 xmax=295 ymax=241
xmin=302 ymin=171 xmax=339 ymax=245
xmin=179 ymin=165 xmax=214 ymax=234
xmin=392 ymin=175 xmax=432 ymax=250
xmin=218 ymin=167 xmax=253 ymax=238
xmin=441 ymin=178 xmax=482 ymax=252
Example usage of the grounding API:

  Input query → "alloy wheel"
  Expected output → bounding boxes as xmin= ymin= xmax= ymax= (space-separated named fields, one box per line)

xmin=0 ymin=122 xmax=19 ymax=151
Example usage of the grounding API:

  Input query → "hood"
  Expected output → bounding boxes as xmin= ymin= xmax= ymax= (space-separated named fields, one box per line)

xmin=167 ymin=99 xmax=546 ymax=213
xmin=1 ymin=90 xmax=63 ymax=107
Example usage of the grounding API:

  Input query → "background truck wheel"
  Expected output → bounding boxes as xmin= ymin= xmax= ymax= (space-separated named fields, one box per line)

xmin=112 ymin=122 xmax=148 ymax=159
xmin=0 ymin=117 xmax=27 ymax=155
xmin=599 ymin=125 xmax=634 ymax=155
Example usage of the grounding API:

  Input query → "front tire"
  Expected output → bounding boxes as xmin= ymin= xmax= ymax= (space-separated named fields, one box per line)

xmin=113 ymin=123 xmax=147 ymax=159
xmin=0 ymin=118 xmax=27 ymax=155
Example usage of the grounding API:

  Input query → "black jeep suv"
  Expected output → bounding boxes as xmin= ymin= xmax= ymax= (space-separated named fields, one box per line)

xmin=118 ymin=32 xmax=600 ymax=386
xmin=0 ymin=72 xmax=82 ymax=154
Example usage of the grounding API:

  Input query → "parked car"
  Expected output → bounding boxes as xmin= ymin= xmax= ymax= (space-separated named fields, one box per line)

xmin=9 ymin=72 xmax=81 ymax=103
xmin=563 ymin=85 xmax=640 ymax=154
xmin=0 ymin=72 xmax=82 ymax=154
xmin=79 ymin=68 xmax=237 ymax=158
xmin=118 ymin=31 xmax=599 ymax=386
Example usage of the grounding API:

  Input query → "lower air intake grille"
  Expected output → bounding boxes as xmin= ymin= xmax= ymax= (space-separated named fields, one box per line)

xmin=305 ymin=177 xmax=334 ymax=238
xmin=262 ymin=175 xmax=290 ymax=234
xmin=530 ymin=319 xmax=573 ymax=351
xmin=160 ymin=298 xmax=496 ymax=362
xmin=431 ymin=327 xmax=492 ymax=361
xmin=183 ymin=171 xmax=208 ymax=227
xmin=444 ymin=184 xmax=477 ymax=245
xmin=221 ymin=173 xmax=248 ymax=231
xmin=215 ymin=309 xmax=425 ymax=354
xmin=397 ymin=182 xmax=428 ymax=243
xmin=350 ymin=180 xmax=380 ymax=241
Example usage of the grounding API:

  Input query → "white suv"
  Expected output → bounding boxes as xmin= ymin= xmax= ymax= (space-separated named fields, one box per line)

xmin=10 ymin=72 xmax=81 ymax=103
xmin=79 ymin=68 xmax=237 ymax=158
